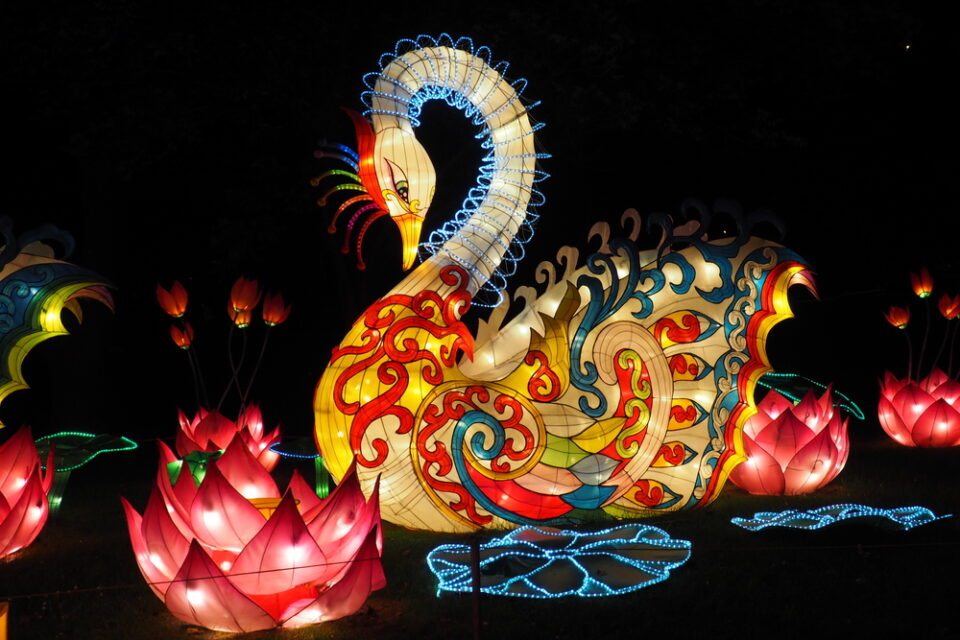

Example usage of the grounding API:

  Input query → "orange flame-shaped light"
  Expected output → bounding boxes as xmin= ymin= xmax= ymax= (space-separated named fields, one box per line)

xmin=938 ymin=293 xmax=960 ymax=320
xmin=170 ymin=322 xmax=194 ymax=349
xmin=157 ymin=281 xmax=188 ymax=318
xmin=229 ymin=277 xmax=262 ymax=313
xmin=884 ymin=305 xmax=910 ymax=329
xmin=910 ymin=267 xmax=933 ymax=299
xmin=262 ymin=292 xmax=291 ymax=327
xmin=227 ymin=305 xmax=253 ymax=329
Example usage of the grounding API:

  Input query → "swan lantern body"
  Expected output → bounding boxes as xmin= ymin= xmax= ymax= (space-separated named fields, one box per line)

xmin=314 ymin=35 xmax=813 ymax=533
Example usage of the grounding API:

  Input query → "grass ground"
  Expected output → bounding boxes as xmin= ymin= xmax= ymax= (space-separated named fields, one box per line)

xmin=2 ymin=430 xmax=957 ymax=639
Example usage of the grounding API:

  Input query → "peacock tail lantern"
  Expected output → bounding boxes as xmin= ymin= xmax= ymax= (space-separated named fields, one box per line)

xmin=313 ymin=35 xmax=813 ymax=533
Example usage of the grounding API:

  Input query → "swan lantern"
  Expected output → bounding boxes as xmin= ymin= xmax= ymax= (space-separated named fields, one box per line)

xmin=313 ymin=34 xmax=814 ymax=533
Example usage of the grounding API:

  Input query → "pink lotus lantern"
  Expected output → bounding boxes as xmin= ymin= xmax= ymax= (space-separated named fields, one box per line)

xmin=175 ymin=405 xmax=280 ymax=471
xmin=1 ymin=427 xmax=53 ymax=559
xmin=878 ymin=369 xmax=960 ymax=447
xmin=121 ymin=436 xmax=384 ymax=632
xmin=730 ymin=388 xmax=850 ymax=495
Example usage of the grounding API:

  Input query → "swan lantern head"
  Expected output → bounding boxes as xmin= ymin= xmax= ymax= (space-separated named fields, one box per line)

xmin=372 ymin=126 xmax=436 ymax=270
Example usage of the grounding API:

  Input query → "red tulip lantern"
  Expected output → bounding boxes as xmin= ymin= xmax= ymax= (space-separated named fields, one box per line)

xmin=0 ymin=427 xmax=54 ymax=559
xmin=730 ymin=388 xmax=850 ymax=495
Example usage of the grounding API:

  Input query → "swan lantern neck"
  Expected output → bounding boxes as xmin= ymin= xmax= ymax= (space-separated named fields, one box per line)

xmin=362 ymin=36 xmax=545 ymax=303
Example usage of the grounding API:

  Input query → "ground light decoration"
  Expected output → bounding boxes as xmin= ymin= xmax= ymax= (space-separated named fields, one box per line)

xmin=729 ymin=386 xmax=850 ymax=495
xmin=0 ymin=427 xmax=53 ymax=559
xmin=158 ymin=278 xmax=288 ymax=468
xmin=121 ymin=435 xmax=385 ymax=632
xmin=313 ymin=34 xmax=815 ymax=533
xmin=427 ymin=524 xmax=691 ymax=598
xmin=731 ymin=504 xmax=951 ymax=531
xmin=879 ymin=268 xmax=960 ymax=446
xmin=34 ymin=431 xmax=137 ymax=513
xmin=0 ymin=218 xmax=114 ymax=428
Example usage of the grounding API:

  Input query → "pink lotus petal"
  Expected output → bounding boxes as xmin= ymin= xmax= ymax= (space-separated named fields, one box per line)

xmin=216 ymin=434 xmax=280 ymax=500
xmin=154 ymin=440 xmax=197 ymax=538
xmin=830 ymin=416 xmax=851 ymax=469
xmin=122 ymin=488 xmax=189 ymax=598
xmin=140 ymin=485 xmax=191 ymax=591
xmin=890 ymin=383 xmax=935 ymax=421
xmin=934 ymin=376 xmax=960 ymax=406
xmin=922 ymin=367 xmax=950 ymax=393
xmin=783 ymin=427 xmax=841 ymax=494
xmin=229 ymin=492 xmax=334 ymax=599
xmin=0 ymin=427 xmax=39 ymax=499
xmin=193 ymin=411 xmax=237 ymax=452
xmin=754 ymin=412 xmax=817 ymax=467
xmin=281 ymin=525 xmax=386 ymax=628
xmin=0 ymin=463 xmax=49 ymax=558
xmin=164 ymin=540 xmax=277 ymax=633
xmin=878 ymin=396 xmax=914 ymax=445
xmin=190 ymin=463 xmax=268 ymax=551
xmin=911 ymin=399 xmax=960 ymax=447
xmin=239 ymin=405 xmax=265 ymax=441
xmin=756 ymin=391 xmax=796 ymax=423
xmin=730 ymin=437 xmax=785 ymax=495
xmin=286 ymin=469 xmax=323 ymax=515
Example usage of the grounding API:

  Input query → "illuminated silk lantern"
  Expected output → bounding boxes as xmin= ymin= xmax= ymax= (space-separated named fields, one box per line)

xmin=175 ymin=406 xmax=280 ymax=471
xmin=0 ymin=427 xmax=53 ymax=559
xmin=0 ymin=220 xmax=114 ymax=427
xmin=314 ymin=35 xmax=814 ymax=532
xmin=877 ymin=370 xmax=960 ymax=447
xmin=730 ymin=388 xmax=849 ymax=495
xmin=121 ymin=436 xmax=384 ymax=632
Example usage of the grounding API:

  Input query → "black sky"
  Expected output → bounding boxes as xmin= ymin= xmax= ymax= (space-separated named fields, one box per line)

xmin=2 ymin=1 xmax=956 ymax=438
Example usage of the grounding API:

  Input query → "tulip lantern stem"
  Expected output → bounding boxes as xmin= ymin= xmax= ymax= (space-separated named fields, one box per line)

xmin=217 ymin=323 xmax=249 ymax=415
xmin=185 ymin=346 xmax=209 ymax=412
xmin=904 ymin=330 xmax=914 ymax=380
xmin=240 ymin=328 xmax=272 ymax=413
xmin=949 ymin=321 xmax=959 ymax=378
xmin=917 ymin=298 xmax=931 ymax=378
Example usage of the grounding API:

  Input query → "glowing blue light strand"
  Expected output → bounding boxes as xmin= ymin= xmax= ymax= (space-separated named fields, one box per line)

xmin=427 ymin=524 xmax=691 ymax=598
xmin=363 ymin=33 xmax=549 ymax=305
xmin=731 ymin=504 xmax=951 ymax=532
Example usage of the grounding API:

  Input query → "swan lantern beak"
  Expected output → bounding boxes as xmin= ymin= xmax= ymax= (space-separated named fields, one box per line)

xmin=393 ymin=212 xmax=425 ymax=271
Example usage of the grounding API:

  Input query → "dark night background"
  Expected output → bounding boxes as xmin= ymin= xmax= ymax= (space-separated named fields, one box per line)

xmin=2 ymin=1 xmax=957 ymax=446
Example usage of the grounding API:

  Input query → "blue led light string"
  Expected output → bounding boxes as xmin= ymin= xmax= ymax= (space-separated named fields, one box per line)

xmin=427 ymin=524 xmax=692 ymax=598
xmin=731 ymin=503 xmax=951 ymax=532
xmin=363 ymin=33 xmax=549 ymax=306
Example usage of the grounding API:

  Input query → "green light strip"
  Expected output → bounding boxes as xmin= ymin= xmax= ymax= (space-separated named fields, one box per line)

xmin=757 ymin=373 xmax=865 ymax=420
xmin=35 ymin=431 xmax=139 ymax=472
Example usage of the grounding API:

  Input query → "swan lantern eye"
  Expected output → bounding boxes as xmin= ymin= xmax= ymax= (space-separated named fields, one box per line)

xmin=395 ymin=180 xmax=409 ymax=202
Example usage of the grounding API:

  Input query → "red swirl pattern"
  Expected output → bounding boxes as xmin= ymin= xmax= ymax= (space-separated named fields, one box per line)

xmin=524 ymin=350 xmax=562 ymax=401
xmin=330 ymin=265 xmax=473 ymax=468
xmin=416 ymin=385 xmax=540 ymax=526
xmin=653 ymin=312 xmax=701 ymax=345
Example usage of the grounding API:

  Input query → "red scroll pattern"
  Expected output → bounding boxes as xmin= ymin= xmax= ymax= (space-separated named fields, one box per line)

xmin=330 ymin=266 xmax=473 ymax=468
